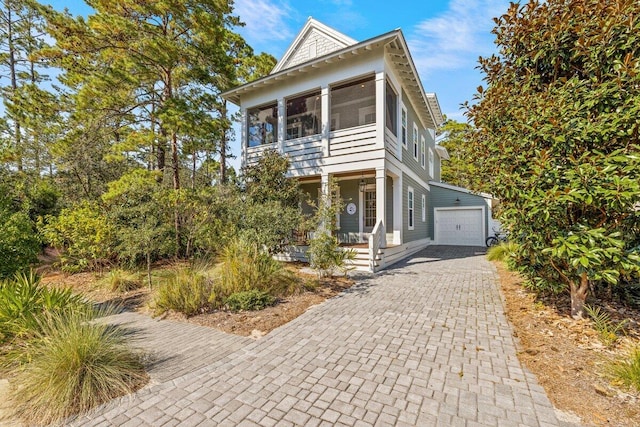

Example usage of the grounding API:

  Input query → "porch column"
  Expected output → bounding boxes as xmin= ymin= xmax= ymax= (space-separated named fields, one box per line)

xmin=240 ymin=108 xmax=247 ymax=169
xmin=277 ymin=98 xmax=285 ymax=154
xmin=321 ymin=86 xmax=330 ymax=157
xmin=376 ymin=167 xmax=387 ymax=248
xmin=393 ymin=174 xmax=403 ymax=245
xmin=320 ymin=172 xmax=331 ymax=234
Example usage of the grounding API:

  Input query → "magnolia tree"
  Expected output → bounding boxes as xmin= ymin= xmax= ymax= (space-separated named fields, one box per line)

xmin=466 ymin=0 xmax=640 ymax=318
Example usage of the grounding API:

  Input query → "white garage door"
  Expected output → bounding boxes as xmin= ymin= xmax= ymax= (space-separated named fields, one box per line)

xmin=435 ymin=208 xmax=484 ymax=246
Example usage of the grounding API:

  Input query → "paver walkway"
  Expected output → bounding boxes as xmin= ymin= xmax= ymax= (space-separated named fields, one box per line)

xmin=71 ymin=246 xmax=564 ymax=426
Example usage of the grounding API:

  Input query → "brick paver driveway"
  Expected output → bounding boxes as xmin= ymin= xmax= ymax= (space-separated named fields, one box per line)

xmin=72 ymin=246 xmax=562 ymax=426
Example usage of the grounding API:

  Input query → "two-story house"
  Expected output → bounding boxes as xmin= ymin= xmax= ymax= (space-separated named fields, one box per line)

xmin=223 ymin=18 xmax=493 ymax=272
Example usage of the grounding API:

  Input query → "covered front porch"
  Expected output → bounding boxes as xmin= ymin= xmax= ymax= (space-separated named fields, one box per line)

xmin=299 ymin=168 xmax=403 ymax=248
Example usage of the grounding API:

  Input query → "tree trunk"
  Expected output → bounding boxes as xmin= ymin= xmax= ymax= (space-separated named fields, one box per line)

xmin=7 ymin=4 xmax=22 ymax=171
xmin=192 ymin=150 xmax=196 ymax=189
xmin=219 ymin=100 xmax=227 ymax=184
xmin=171 ymin=131 xmax=179 ymax=190
xmin=146 ymin=252 xmax=152 ymax=289
xmin=569 ymin=273 xmax=589 ymax=319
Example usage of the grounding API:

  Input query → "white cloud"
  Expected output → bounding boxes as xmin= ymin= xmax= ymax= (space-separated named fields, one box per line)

xmin=407 ymin=0 xmax=510 ymax=76
xmin=234 ymin=0 xmax=294 ymax=44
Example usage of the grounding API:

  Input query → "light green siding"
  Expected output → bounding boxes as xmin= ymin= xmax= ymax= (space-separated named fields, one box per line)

xmin=300 ymin=182 xmax=320 ymax=216
xmin=338 ymin=179 xmax=359 ymax=241
xmin=402 ymin=174 xmax=428 ymax=243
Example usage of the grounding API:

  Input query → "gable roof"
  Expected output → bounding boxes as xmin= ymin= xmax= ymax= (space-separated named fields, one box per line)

xmin=272 ymin=17 xmax=357 ymax=74
xmin=222 ymin=23 xmax=444 ymax=129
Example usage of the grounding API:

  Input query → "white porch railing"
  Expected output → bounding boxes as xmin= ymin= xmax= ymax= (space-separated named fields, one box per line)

xmin=368 ymin=219 xmax=385 ymax=272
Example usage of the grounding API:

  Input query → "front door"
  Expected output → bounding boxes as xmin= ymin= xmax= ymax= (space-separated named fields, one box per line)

xmin=363 ymin=189 xmax=376 ymax=233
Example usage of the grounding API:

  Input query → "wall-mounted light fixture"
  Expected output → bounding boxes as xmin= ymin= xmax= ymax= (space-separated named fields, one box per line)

xmin=454 ymin=197 xmax=461 ymax=205
xmin=359 ymin=174 xmax=367 ymax=193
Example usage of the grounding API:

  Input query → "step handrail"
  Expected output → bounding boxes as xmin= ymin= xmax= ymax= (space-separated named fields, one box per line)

xmin=368 ymin=220 xmax=385 ymax=272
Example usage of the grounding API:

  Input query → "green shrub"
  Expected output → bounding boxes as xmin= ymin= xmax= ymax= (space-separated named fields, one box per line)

xmin=226 ymin=290 xmax=275 ymax=312
xmin=7 ymin=310 xmax=147 ymax=425
xmin=0 ymin=271 xmax=89 ymax=344
xmin=307 ymin=232 xmax=355 ymax=278
xmin=213 ymin=238 xmax=295 ymax=306
xmin=107 ymin=269 xmax=142 ymax=292
xmin=0 ymin=207 xmax=40 ymax=279
xmin=306 ymin=177 xmax=355 ymax=278
xmin=42 ymin=202 xmax=116 ymax=272
xmin=608 ymin=346 xmax=640 ymax=392
xmin=153 ymin=266 xmax=213 ymax=316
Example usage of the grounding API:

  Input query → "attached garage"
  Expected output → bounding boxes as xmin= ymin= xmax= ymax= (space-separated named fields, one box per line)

xmin=434 ymin=207 xmax=485 ymax=246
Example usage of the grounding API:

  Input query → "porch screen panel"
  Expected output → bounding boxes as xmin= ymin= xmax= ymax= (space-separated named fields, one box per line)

xmin=330 ymin=76 xmax=375 ymax=131
xmin=286 ymin=91 xmax=321 ymax=139
xmin=247 ymin=103 xmax=278 ymax=147
xmin=385 ymin=81 xmax=397 ymax=135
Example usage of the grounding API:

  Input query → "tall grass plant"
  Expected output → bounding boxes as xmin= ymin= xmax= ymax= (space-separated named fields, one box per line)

xmin=7 ymin=310 xmax=147 ymax=425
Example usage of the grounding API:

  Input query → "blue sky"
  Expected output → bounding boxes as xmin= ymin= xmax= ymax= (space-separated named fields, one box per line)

xmin=45 ymin=0 xmax=511 ymax=170
xmin=231 ymin=0 xmax=511 ymax=121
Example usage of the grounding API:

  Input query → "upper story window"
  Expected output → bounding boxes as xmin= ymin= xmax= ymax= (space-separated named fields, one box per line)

xmin=330 ymin=76 xmax=375 ymax=131
xmin=420 ymin=135 xmax=426 ymax=169
xmin=413 ymin=124 xmax=419 ymax=160
xmin=408 ymin=186 xmax=414 ymax=230
xmin=385 ymin=81 xmax=397 ymax=135
xmin=401 ymin=107 xmax=407 ymax=148
xmin=286 ymin=91 xmax=321 ymax=140
xmin=247 ymin=103 xmax=278 ymax=147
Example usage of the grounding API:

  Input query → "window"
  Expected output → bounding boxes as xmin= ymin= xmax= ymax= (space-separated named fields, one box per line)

xmin=365 ymin=190 xmax=376 ymax=228
xmin=429 ymin=147 xmax=435 ymax=178
xmin=420 ymin=136 xmax=426 ymax=169
xmin=413 ymin=124 xmax=418 ymax=160
xmin=286 ymin=91 xmax=321 ymax=140
xmin=359 ymin=106 xmax=376 ymax=125
xmin=401 ymin=107 xmax=407 ymax=148
xmin=247 ymin=103 xmax=278 ymax=147
xmin=408 ymin=187 xmax=414 ymax=230
xmin=385 ymin=81 xmax=397 ymax=135
xmin=330 ymin=76 xmax=375 ymax=131
xmin=421 ymin=194 xmax=426 ymax=222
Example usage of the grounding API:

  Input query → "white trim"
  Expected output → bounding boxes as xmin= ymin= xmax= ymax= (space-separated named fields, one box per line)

xmin=421 ymin=194 xmax=426 ymax=222
xmin=420 ymin=135 xmax=426 ymax=169
xmin=386 ymin=154 xmax=431 ymax=192
xmin=408 ymin=186 xmax=415 ymax=230
xmin=435 ymin=144 xmax=450 ymax=160
xmin=358 ymin=189 xmax=364 ymax=242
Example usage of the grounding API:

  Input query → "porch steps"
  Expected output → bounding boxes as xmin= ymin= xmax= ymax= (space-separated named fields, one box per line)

xmin=344 ymin=247 xmax=382 ymax=272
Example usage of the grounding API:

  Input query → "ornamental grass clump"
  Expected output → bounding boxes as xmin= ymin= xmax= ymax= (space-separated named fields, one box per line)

xmin=106 ymin=269 xmax=142 ymax=292
xmin=212 ymin=237 xmax=296 ymax=306
xmin=152 ymin=265 xmax=214 ymax=316
xmin=7 ymin=310 xmax=147 ymax=425
xmin=608 ymin=346 xmax=640 ymax=392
